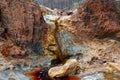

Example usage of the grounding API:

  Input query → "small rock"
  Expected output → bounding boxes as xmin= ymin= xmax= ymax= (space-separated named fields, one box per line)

xmin=48 ymin=59 xmax=78 ymax=78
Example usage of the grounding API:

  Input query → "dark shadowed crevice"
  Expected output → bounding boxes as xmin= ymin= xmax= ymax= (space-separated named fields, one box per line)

xmin=0 ymin=9 xmax=6 ymax=41
xmin=0 ymin=9 xmax=2 ymax=27
xmin=0 ymin=9 xmax=8 ymax=39
xmin=4 ymin=28 xmax=8 ymax=34
xmin=27 ymin=13 xmax=44 ymax=55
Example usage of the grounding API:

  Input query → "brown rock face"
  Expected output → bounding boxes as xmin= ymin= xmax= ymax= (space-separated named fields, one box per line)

xmin=0 ymin=0 xmax=49 ymax=54
xmin=53 ymin=0 xmax=120 ymax=67
xmin=72 ymin=0 xmax=120 ymax=40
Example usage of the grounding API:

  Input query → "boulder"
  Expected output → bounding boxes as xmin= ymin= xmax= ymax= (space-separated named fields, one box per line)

xmin=48 ymin=59 xmax=78 ymax=78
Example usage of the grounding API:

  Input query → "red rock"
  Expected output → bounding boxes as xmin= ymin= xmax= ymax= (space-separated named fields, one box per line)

xmin=0 ymin=0 xmax=49 ymax=54
xmin=72 ymin=0 xmax=120 ymax=40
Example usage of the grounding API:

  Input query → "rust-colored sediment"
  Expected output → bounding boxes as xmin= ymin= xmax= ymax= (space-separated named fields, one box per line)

xmin=27 ymin=68 xmax=81 ymax=80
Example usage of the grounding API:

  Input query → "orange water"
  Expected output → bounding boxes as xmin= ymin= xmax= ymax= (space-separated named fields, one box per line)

xmin=27 ymin=68 xmax=81 ymax=80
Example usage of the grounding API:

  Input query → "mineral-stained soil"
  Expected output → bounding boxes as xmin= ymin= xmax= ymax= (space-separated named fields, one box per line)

xmin=70 ymin=0 xmax=120 ymax=67
xmin=54 ymin=0 xmax=120 ymax=55
xmin=72 ymin=0 xmax=120 ymax=41
xmin=0 ymin=0 xmax=49 ymax=56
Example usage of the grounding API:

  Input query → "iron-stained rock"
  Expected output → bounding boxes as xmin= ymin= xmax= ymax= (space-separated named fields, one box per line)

xmin=0 ymin=0 xmax=49 ymax=54
xmin=72 ymin=0 xmax=120 ymax=39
